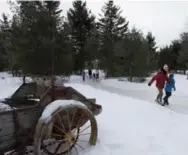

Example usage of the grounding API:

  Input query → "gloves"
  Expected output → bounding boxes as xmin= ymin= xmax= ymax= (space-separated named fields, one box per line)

xmin=174 ymin=87 xmax=176 ymax=91
xmin=148 ymin=83 xmax=151 ymax=86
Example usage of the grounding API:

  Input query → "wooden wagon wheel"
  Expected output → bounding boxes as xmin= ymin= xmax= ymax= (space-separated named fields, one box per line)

xmin=34 ymin=102 xmax=98 ymax=155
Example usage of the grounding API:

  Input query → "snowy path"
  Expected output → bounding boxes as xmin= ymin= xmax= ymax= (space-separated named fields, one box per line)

xmin=69 ymin=77 xmax=188 ymax=115
xmin=90 ymin=82 xmax=188 ymax=115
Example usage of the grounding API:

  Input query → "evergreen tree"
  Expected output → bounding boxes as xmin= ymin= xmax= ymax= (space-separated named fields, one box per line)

xmin=83 ymin=25 xmax=100 ymax=68
xmin=146 ymin=31 xmax=157 ymax=71
xmin=178 ymin=32 xmax=188 ymax=71
xmin=158 ymin=45 xmax=171 ymax=69
xmin=98 ymin=0 xmax=129 ymax=77
xmin=8 ymin=0 xmax=74 ymax=76
xmin=126 ymin=27 xmax=148 ymax=81
xmin=10 ymin=1 xmax=71 ymax=76
xmin=55 ymin=21 xmax=74 ymax=76
xmin=9 ymin=14 xmax=21 ymax=74
xmin=67 ymin=0 xmax=95 ymax=72
xmin=0 ymin=13 xmax=11 ymax=71
xmin=169 ymin=40 xmax=181 ymax=70
xmin=158 ymin=40 xmax=181 ymax=71
xmin=13 ymin=1 xmax=46 ymax=75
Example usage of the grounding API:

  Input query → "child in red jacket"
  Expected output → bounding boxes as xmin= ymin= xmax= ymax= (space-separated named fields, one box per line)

xmin=148 ymin=64 xmax=169 ymax=103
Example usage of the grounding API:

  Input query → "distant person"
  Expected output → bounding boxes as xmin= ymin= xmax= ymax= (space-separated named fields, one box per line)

xmin=88 ymin=69 xmax=92 ymax=79
xmin=92 ymin=72 xmax=96 ymax=81
xmin=96 ymin=69 xmax=99 ymax=80
xmin=162 ymin=74 xmax=176 ymax=106
xmin=148 ymin=64 xmax=169 ymax=103
xmin=82 ymin=70 xmax=86 ymax=82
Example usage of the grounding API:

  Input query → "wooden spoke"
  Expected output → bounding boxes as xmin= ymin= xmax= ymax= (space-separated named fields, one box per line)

xmin=75 ymin=113 xmax=85 ymax=129
xmin=56 ymin=114 xmax=67 ymax=134
xmin=79 ymin=125 xmax=91 ymax=133
xmin=76 ymin=143 xmax=84 ymax=150
xmin=51 ymin=133 xmax=63 ymax=137
xmin=54 ymin=142 xmax=63 ymax=155
xmin=53 ymin=124 xmax=65 ymax=135
xmin=67 ymin=143 xmax=71 ymax=155
xmin=77 ymin=139 xmax=88 ymax=143
xmin=66 ymin=109 xmax=71 ymax=132
xmin=70 ymin=109 xmax=77 ymax=131
xmin=73 ymin=145 xmax=79 ymax=155
xmin=79 ymin=133 xmax=91 ymax=136
xmin=57 ymin=139 xmax=67 ymax=143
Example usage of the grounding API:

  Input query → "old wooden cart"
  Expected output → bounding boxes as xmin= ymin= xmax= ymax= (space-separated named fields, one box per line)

xmin=0 ymin=79 xmax=102 ymax=155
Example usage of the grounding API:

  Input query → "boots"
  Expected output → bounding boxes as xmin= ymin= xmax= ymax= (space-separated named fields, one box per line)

xmin=162 ymin=98 xmax=169 ymax=106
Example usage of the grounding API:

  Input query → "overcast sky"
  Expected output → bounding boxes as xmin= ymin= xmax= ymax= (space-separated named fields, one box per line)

xmin=0 ymin=0 xmax=188 ymax=48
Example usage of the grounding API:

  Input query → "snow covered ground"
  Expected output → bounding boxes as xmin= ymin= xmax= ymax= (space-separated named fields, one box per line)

xmin=66 ymin=83 xmax=188 ymax=155
xmin=1 ymin=72 xmax=188 ymax=155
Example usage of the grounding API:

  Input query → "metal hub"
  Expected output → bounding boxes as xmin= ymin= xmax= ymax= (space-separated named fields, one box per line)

xmin=64 ymin=132 xmax=76 ymax=145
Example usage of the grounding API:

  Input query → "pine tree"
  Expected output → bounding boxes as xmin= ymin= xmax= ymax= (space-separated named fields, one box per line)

xmin=8 ymin=0 xmax=74 ymax=76
xmin=0 ymin=13 xmax=11 ymax=71
xmin=83 ymin=25 xmax=100 ymax=68
xmin=10 ymin=1 xmax=66 ymax=76
xmin=54 ymin=21 xmax=74 ymax=76
xmin=169 ymin=40 xmax=181 ymax=70
xmin=158 ymin=46 xmax=171 ymax=69
xmin=146 ymin=31 xmax=157 ymax=71
xmin=9 ymin=15 xmax=20 ymax=74
xmin=98 ymin=0 xmax=129 ymax=77
xmin=13 ymin=1 xmax=44 ymax=75
xmin=126 ymin=27 xmax=148 ymax=81
xmin=67 ymin=0 xmax=95 ymax=72
xmin=178 ymin=32 xmax=188 ymax=71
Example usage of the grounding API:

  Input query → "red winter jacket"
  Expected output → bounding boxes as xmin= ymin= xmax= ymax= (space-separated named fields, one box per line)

xmin=149 ymin=70 xmax=169 ymax=89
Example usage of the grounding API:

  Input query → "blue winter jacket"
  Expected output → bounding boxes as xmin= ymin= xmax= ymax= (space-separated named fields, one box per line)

xmin=165 ymin=78 xmax=175 ymax=92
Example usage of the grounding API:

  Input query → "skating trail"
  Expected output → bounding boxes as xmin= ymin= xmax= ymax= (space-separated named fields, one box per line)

xmin=70 ymin=74 xmax=188 ymax=115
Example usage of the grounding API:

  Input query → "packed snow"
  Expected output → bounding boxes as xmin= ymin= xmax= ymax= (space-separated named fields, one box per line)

xmin=1 ymin=72 xmax=188 ymax=155
xmin=79 ymin=74 xmax=188 ymax=114
xmin=65 ymin=83 xmax=188 ymax=155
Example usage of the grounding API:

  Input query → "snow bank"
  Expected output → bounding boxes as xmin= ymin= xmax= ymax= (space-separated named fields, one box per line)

xmin=40 ymin=99 xmax=86 ymax=123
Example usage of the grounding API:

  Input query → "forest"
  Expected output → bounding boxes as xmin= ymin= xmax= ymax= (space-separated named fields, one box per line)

xmin=0 ymin=0 xmax=187 ymax=81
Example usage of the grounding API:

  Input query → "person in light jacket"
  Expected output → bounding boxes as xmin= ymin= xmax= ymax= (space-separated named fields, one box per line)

xmin=162 ymin=74 xmax=176 ymax=106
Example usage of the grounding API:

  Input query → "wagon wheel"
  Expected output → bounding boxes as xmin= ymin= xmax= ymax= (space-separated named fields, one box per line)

xmin=34 ymin=103 xmax=98 ymax=155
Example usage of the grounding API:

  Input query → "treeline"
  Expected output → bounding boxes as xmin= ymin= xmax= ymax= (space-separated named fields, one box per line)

xmin=158 ymin=32 xmax=188 ymax=74
xmin=0 ymin=0 xmax=185 ymax=81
